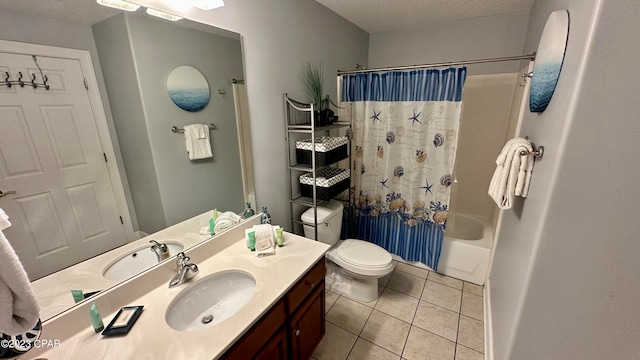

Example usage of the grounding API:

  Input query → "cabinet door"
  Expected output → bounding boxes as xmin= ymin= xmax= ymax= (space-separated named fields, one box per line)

xmin=289 ymin=283 xmax=325 ymax=360
xmin=255 ymin=326 xmax=288 ymax=360
xmin=221 ymin=300 xmax=286 ymax=360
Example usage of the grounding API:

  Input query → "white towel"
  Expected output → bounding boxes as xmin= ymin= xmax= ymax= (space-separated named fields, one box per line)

xmin=184 ymin=124 xmax=212 ymax=160
xmin=488 ymin=138 xmax=534 ymax=209
xmin=0 ymin=208 xmax=10 ymax=230
xmin=213 ymin=211 xmax=242 ymax=234
xmin=0 ymin=209 xmax=40 ymax=335
xmin=253 ymin=224 xmax=275 ymax=257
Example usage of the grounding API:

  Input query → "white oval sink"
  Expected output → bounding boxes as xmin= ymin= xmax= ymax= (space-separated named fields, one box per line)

xmin=165 ymin=270 xmax=256 ymax=332
xmin=102 ymin=241 xmax=184 ymax=281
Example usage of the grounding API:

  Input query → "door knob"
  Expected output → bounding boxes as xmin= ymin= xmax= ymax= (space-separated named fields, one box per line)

xmin=0 ymin=190 xmax=16 ymax=197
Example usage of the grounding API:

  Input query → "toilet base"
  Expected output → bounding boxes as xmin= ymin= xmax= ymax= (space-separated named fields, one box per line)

xmin=325 ymin=260 xmax=381 ymax=303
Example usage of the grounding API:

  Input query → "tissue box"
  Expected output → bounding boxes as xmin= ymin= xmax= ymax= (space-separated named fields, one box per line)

xmin=295 ymin=136 xmax=348 ymax=167
xmin=299 ymin=168 xmax=350 ymax=200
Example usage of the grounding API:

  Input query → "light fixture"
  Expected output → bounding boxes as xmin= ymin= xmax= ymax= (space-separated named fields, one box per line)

xmin=145 ymin=8 xmax=183 ymax=21
xmin=192 ymin=0 xmax=225 ymax=10
xmin=96 ymin=0 xmax=140 ymax=11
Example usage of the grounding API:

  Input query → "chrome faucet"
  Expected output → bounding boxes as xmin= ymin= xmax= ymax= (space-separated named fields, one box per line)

xmin=169 ymin=252 xmax=199 ymax=288
xmin=150 ymin=240 xmax=170 ymax=262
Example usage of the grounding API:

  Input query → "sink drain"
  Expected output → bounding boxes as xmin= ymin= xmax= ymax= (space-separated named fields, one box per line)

xmin=201 ymin=314 xmax=214 ymax=324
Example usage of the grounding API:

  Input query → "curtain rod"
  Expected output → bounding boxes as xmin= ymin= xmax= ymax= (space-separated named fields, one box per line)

xmin=337 ymin=52 xmax=536 ymax=75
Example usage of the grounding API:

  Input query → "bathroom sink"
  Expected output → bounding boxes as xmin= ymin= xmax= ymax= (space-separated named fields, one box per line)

xmin=165 ymin=270 xmax=256 ymax=332
xmin=102 ymin=241 xmax=184 ymax=281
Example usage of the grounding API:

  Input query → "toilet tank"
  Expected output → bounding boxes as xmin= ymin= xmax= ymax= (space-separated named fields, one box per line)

xmin=301 ymin=200 xmax=344 ymax=246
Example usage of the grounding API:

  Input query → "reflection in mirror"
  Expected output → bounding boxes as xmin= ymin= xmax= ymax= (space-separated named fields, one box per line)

xmin=0 ymin=1 xmax=254 ymax=321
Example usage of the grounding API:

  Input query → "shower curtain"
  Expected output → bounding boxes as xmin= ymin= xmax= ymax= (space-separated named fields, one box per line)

xmin=341 ymin=67 xmax=467 ymax=271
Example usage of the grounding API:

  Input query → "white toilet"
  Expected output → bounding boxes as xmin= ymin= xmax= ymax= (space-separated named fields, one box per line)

xmin=302 ymin=200 xmax=394 ymax=302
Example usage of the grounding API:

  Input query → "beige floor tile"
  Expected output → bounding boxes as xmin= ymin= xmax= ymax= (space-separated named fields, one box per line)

xmin=379 ymin=272 xmax=393 ymax=287
xmin=395 ymin=262 xmax=429 ymax=279
xmin=326 ymin=290 xmax=341 ymax=314
xmin=421 ymin=280 xmax=462 ymax=312
xmin=403 ymin=326 xmax=455 ymax=360
xmin=455 ymin=345 xmax=484 ymax=360
xmin=462 ymin=282 xmax=483 ymax=297
xmin=361 ymin=310 xmax=411 ymax=355
xmin=327 ymin=296 xmax=373 ymax=335
xmin=428 ymin=272 xmax=463 ymax=290
xmin=460 ymin=292 xmax=483 ymax=321
xmin=313 ymin=321 xmax=358 ymax=360
xmin=412 ymin=301 xmax=459 ymax=342
xmin=347 ymin=338 xmax=401 ymax=360
xmin=458 ymin=315 xmax=484 ymax=353
xmin=374 ymin=288 xmax=419 ymax=323
xmin=387 ymin=270 xmax=426 ymax=298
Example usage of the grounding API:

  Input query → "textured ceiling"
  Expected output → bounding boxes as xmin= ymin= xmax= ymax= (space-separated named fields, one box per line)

xmin=316 ymin=0 xmax=535 ymax=33
xmin=0 ymin=0 xmax=119 ymax=25
xmin=1 ymin=0 xmax=534 ymax=32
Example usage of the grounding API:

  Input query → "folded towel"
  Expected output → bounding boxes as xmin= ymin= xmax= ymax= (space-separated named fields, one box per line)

xmin=0 ymin=208 xmax=10 ymax=230
xmin=213 ymin=211 xmax=242 ymax=234
xmin=0 ymin=211 xmax=40 ymax=335
xmin=488 ymin=138 xmax=534 ymax=209
xmin=253 ymin=224 xmax=275 ymax=257
xmin=184 ymin=124 xmax=212 ymax=160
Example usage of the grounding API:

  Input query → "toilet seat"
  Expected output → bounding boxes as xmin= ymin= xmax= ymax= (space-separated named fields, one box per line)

xmin=326 ymin=239 xmax=394 ymax=277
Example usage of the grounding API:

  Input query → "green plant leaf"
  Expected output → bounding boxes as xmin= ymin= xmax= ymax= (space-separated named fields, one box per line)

xmin=299 ymin=62 xmax=324 ymax=108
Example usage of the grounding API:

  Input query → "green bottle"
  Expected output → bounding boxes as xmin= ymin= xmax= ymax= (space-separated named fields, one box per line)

xmin=89 ymin=302 xmax=104 ymax=333
xmin=260 ymin=207 xmax=271 ymax=224
xmin=243 ymin=202 xmax=255 ymax=218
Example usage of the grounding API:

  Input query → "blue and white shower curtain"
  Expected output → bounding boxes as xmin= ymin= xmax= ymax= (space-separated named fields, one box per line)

xmin=341 ymin=67 xmax=467 ymax=270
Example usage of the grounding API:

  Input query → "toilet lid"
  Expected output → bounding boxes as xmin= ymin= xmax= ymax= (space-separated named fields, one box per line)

xmin=335 ymin=239 xmax=392 ymax=268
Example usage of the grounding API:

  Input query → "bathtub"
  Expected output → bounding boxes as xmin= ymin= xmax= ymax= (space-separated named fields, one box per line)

xmin=438 ymin=213 xmax=494 ymax=285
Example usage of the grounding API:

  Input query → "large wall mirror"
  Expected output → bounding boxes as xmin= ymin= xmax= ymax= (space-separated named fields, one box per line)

xmin=0 ymin=0 xmax=254 ymax=321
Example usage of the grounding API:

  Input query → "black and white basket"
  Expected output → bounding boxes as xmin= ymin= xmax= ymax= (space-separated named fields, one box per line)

xmin=295 ymin=136 xmax=348 ymax=167
xmin=299 ymin=168 xmax=350 ymax=200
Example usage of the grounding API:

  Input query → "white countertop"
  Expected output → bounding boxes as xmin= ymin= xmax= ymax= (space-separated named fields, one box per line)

xmin=26 ymin=220 xmax=329 ymax=360
xmin=31 ymin=212 xmax=216 ymax=321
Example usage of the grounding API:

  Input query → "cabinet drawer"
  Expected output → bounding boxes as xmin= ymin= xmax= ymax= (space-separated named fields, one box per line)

xmin=222 ymin=299 xmax=286 ymax=360
xmin=287 ymin=259 xmax=325 ymax=314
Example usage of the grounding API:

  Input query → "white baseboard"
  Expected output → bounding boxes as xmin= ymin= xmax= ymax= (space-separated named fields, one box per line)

xmin=484 ymin=277 xmax=494 ymax=360
xmin=134 ymin=230 xmax=149 ymax=240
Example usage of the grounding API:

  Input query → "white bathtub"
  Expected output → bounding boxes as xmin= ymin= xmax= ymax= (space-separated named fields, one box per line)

xmin=438 ymin=213 xmax=493 ymax=285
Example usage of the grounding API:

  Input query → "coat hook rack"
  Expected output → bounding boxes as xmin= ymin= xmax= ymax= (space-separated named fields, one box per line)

xmin=2 ymin=56 xmax=50 ymax=90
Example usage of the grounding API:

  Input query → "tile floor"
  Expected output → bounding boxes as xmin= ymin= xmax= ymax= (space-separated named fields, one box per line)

xmin=312 ymin=261 xmax=484 ymax=360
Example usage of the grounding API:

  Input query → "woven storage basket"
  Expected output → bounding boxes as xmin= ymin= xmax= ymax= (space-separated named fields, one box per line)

xmin=299 ymin=168 xmax=350 ymax=200
xmin=295 ymin=136 xmax=348 ymax=167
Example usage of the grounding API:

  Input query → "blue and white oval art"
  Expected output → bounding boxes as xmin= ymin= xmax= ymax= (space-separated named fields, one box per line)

xmin=167 ymin=65 xmax=210 ymax=112
xmin=530 ymin=9 xmax=569 ymax=112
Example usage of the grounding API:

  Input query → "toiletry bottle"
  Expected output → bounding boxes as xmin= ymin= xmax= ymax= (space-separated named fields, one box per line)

xmin=90 ymin=302 xmax=104 ymax=333
xmin=276 ymin=227 xmax=284 ymax=247
xmin=243 ymin=202 xmax=255 ymax=218
xmin=71 ymin=290 xmax=84 ymax=303
xmin=260 ymin=206 xmax=271 ymax=224
xmin=248 ymin=231 xmax=256 ymax=251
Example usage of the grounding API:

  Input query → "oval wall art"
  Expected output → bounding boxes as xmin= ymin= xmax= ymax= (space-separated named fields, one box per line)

xmin=167 ymin=65 xmax=210 ymax=112
xmin=529 ymin=9 xmax=569 ymax=112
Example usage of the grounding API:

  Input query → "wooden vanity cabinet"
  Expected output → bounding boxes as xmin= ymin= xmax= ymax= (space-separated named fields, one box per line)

xmin=220 ymin=259 xmax=326 ymax=360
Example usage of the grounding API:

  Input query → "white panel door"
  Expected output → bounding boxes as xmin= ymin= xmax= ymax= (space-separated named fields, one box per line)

xmin=0 ymin=52 xmax=126 ymax=280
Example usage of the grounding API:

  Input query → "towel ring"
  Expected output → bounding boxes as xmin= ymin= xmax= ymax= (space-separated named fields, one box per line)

xmin=520 ymin=146 xmax=544 ymax=161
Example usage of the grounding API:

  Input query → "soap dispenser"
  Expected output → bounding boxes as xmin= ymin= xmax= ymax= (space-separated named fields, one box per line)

xmin=260 ymin=207 xmax=271 ymax=224
xmin=243 ymin=202 xmax=255 ymax=218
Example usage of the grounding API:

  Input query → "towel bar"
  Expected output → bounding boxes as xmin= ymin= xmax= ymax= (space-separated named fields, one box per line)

xmin=520 ymin=146 xmax=544 ymax=161
xmin=171 ymin=123 xmax=216 ymax=133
